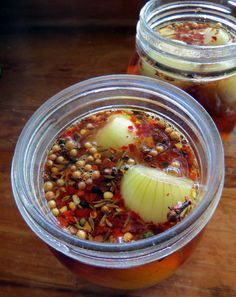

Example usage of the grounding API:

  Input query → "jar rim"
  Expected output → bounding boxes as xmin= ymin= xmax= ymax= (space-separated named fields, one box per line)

xmin=138 ymin=0 xmax=236 ymax=63
xmin=11 ymin=74 xmax=224 ymax=267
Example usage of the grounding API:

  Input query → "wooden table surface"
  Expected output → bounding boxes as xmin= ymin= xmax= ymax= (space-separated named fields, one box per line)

xmin=1 ymin=25 xmax=236 ymax=297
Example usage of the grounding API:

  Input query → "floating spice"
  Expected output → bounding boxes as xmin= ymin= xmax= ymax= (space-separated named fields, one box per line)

xmin=157 ymin=21 xmax=236 ymax=46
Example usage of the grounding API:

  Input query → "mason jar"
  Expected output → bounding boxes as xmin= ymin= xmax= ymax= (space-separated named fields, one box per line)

xmin=128 ymin=0 xmax=236 ymax=138
xmin=11 ymin=75 xmax=224 ymax=289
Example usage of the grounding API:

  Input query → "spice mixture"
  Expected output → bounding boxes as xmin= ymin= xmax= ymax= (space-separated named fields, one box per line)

xmin=157 ymin=21 xmax=236 ymax=45
xmin=43 ymin=109 xmax=199 ymax=243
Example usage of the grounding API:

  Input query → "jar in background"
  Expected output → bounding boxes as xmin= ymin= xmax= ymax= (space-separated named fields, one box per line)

xmin=128 ymin=0 xmax=236 ymax=138
xmin=11 ymin=75 xmax=224 ymax=289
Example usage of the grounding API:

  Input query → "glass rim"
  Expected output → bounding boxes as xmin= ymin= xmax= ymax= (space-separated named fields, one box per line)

xmin=11 ymin=74 xmax=224 ymax=256
xmin=138 ymin=0 xmax=236 ymax=62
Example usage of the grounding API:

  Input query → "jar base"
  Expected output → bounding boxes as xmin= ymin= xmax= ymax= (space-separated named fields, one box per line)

xmin=50 ymin=230 xmax=204 ymax=290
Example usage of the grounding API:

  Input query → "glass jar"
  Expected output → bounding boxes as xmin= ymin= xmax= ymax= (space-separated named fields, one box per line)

xmin=11 ymin=75 xmax=224 ymax=289
xmin=128 ymin=0 xmax=236 ymax=138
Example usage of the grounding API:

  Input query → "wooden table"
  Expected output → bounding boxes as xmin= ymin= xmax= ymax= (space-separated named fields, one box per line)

xmin=1 ymin=24 xmax=236 ymax=297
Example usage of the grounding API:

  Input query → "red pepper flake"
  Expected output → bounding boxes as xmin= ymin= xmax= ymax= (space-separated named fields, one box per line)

xmin=138 ymin=123 xmax=152 ymax=135
xmin=57 ymin=216 xmax=69 ymax=228
xmin=63 ymin=210 xmax=73 ymax=217
xmin=63 ymin=210 xmax=76 ymax=224
xmin=76 ymin=190 xmax=85 ymax=196
xmin=129 ymin=143 xmax=137 ymax=153
xmin=130 ymin=211 xmax=141 ymax=221
xmin=111 ymin=216 xmax=124 ymax=229
xmin=189 ymin=170 xmax=197 ymax=180
xmin=113 ymin=193 xmax=122 ymax=201
xmin=112 ymin=228 xmax=123 ymax=238
xmin=65 ymin=186 xmax=77 ymax=195
xmin=183 ymin=145 xmax=195 ymax=166
xmin=76 ymin=208 xmax=90 ymax=218
xmin=93 ymin=225 xmax=108 ymax=236
xmin=130 ymin=115 xmax=137 ymax=123
xmin=85 ymin=193 xmax=99 ymax=203
xmin=128 ymin=143 xmax=144 ymax=161
xmin=61 ymin=130 xmax=73 ymax=138
xmin=147 ymin=117 xmax=157 ymax=125
xmin=145 ymin=136 xmax=154 ymax=147
xmin=56 ymin=197 xmax=67 ymax=209
xmin=90 ymin=210 xmax=97 ymax=219
xmin=129 ymin=221 xmax=146 ymax=234
xmin=128 ymin=125 xmax=134 ymax=132
xmin=68 ymin=172 xmax=73 ymax=179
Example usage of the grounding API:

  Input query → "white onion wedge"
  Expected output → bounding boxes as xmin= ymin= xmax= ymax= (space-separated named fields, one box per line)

xmin=203 ymin=28 xmax=230 ymax=45
xmin=121 ymin=165 xmax=193 ymax=224
xmin=217 ymin=75 xmax=236 ymax=108
xmin=95 ymin=115 xmax=136 ymax=148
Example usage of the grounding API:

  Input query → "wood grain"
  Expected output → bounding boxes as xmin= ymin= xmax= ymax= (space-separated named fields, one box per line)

xmin=0 ymin=25 xmax=236 ymax=297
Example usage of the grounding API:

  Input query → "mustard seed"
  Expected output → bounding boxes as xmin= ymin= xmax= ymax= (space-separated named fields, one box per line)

xmin=89 ymin=147 xmax=97 ymax=154
xmin=56 ymin=156 xmax=64 ymax=164
xmin=52 ymin=208 xmax=59 ymax=216
xmin=56 ymin=179 xmax=65 ymax=187
xmin=85 ymin=178 xmax=93 ymax=185
xmin=70 ymin=149 xmax=78 ymax=157
xmin=76 ymin=160 xmax=85 ymax=167
xmin=157 ymin=119 xmax=166 ymax=128
xmin=92 ymin=170 xmax=100 ymax=179
xmin=78 ymin=181 xmax=86 ymax=190
xmin=52 ymin=144 xmax=61 ymax=152
xmin=76 ymin=230 xmax=87 ymax=240
xmin=127 ymin=158 xmax=135 ymax=165
xmin=44 ymin=181 xmax=54 ymax=192
xmin=150 ymin=149 xmax=158 ymax=157
xmin=46 ymin=160 xmax=53 ymax=167
xmin=171 ymin=160 xmax=181 ymax=168
xmin=103 ymin=191 xmax=113 ymax=200
xmin=80 ymin=129 xmax=87 ymax=135
xmin=48 ymin=154 xmax=57 ymax=161
xmin=95 ymin=159 xmax=102 ymax=164
xmin=72 ymin=171 xmax=81 ymax=179
xmin=85 ymin=164 xmax=92 ymax=171
xmin=86 ymin=123 xmax=94 ymax=129
xmin=47 ymin=200 xmax=56 ymax=209
xmin=51 ymin=167 xmax=59 ymax=173
xmin=45 ymin=191 xmax=55 ymax=200
xmin=84 ymin=142 xmax=92 ymax=148
xmin=65 ymin=140 xmax=75 ymax=150
xmin=123 ymin=232 xmax=133 ymax=242
xmin=170 ymin=131 xmax=180 ymax=141
xmin=70 ymin=165 xmax=77 ymax=172
xmin=165 ymin=127 xmax=173 ymax=134
xmin=87 ymin=155 xmax=94 ymax=162
xmin=156 ymin=145 xmax=164 ymax=153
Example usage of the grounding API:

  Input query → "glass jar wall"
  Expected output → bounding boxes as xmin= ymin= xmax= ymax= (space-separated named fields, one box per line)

xmin=128 ymin=0 xmax=236 ymax=138
xmin=11 ymin=75 xmax=224 ymax=289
